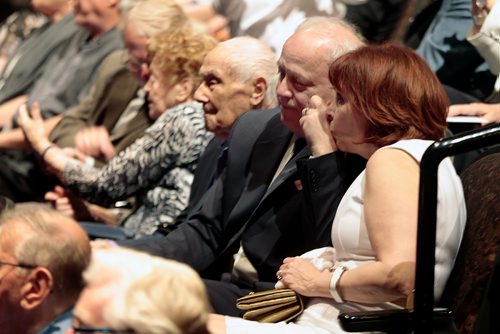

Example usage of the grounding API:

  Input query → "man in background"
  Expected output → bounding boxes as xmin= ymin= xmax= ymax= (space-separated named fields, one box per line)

xmin=0 ymin=0 xmax=124 ymax=128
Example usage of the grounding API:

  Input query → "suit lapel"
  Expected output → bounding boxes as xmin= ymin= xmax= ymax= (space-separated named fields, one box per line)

xmin=262 ymin=145 xmax=310 ymax=201
xmin=236 ymin=115 xmax=292 ymax=216
xmin=249 ymin=136 xmax=289 ymax=187
xmin=222 ymin=112 xmax=290 ymax=224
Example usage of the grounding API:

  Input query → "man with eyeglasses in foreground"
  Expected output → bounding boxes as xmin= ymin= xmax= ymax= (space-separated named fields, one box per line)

xmin=0 ymin=204 xmax=91 ymax=334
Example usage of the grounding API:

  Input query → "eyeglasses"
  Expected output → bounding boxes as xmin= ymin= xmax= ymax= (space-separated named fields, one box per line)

xmin=0 ymin=260 xmax=37 ymax=281
xmin=0 ymin=260 xmax=37 ymax=269
xmin=72 ymin=316 xmax=134 ymax=333
xmin=121 ymin=52 xmax=146 ymax=73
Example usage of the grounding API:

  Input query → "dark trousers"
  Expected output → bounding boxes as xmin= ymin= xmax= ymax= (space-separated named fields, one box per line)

xmin=203 ymin=274 xmax=277 ymax=316
xmin=204 ymin=277 xmax=251 ymax=316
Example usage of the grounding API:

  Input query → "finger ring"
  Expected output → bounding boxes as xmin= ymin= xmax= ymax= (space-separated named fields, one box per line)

xmin=302 ymin=108 xmax=308 ymax=116
xmin=276 ymin=272 xmax=282 ymax=280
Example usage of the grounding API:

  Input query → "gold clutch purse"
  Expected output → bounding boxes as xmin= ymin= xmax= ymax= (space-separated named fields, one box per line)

xmin=236 ymin=288 xmax=305 ymax=323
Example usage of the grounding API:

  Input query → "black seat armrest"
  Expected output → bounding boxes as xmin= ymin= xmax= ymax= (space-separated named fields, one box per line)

xmin=339 ymin=308 xmax=455 ymax=333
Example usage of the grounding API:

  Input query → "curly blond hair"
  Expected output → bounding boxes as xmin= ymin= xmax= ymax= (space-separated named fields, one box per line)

xmin=147 ymin=23 xmax=218 ymax=89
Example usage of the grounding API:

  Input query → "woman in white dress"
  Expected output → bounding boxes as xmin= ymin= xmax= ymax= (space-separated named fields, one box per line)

xmin=208 ymin=43 xmax=467 ymax=333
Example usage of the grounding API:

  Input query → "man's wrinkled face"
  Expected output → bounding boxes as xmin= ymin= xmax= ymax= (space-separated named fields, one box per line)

xmin=194 ymin=47 xmax=255 ymax=140
xmin=123 ymin=22 xmax=149 ymax=82
xmin=73 ymin=0 xmax=112 ymax=33
xmin=276 ymin=31 xmax=335 ymax=136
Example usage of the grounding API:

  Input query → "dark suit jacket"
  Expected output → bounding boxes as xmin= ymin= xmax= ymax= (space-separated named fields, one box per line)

xmin=132 ymin=108 xmax=365 ymax=285
xmin=185 ymin=136 xmax=226 ymax=210
xmin=156 ymin=136 xmax=226 ymax=232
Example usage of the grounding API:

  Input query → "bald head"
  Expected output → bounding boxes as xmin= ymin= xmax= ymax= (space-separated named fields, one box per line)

xmin=194 ymin=36 xmax=278 ymax=139
xmin=214 ymin=36 xmax=279 ymax=107
xmin=296 ymin=20 xmax=363 ymax=60
xmin=277 ymin=17 xmax=365 ymax=136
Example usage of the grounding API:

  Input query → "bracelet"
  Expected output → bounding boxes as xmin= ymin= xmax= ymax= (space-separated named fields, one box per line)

xmin=329 ymin=266 xmax=347 ymax=303
xmin=40 ymin=144 xmax=56 ymax=161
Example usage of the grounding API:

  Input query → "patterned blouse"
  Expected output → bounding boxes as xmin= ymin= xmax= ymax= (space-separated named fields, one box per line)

xmin=63 ymin=102 xmax=213 ymax=238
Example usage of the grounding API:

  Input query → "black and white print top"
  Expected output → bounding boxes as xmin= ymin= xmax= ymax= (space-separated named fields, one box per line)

xmin=63 ymin=101 xmax=213 ymax=238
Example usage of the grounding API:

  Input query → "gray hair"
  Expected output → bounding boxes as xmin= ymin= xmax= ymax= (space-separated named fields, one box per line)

xmin=0 ymin=204 xmax=90 ymax=303
xmin=295 ymin=16 xmax=365 ymax=61
xmin=122 ymin=0 xmax=187 ymax=38
xmin=218 ymin=36 xmax=279 ymax=108
xmin=85 ymin=248 xmax=211 ymax=334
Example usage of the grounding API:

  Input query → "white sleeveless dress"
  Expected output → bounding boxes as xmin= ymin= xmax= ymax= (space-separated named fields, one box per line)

xmin=225 ymin=139 xmax=467 ymax=334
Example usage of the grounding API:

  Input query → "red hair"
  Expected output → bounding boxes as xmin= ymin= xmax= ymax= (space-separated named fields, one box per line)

xmin=329 ymin=43 xmax=448 ymax=147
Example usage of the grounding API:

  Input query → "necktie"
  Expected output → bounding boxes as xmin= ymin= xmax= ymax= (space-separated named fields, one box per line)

xmin=293 ymin=138 xmax=307 ymax=157
xmin=215 ymin=142 xmax=229 ymax=178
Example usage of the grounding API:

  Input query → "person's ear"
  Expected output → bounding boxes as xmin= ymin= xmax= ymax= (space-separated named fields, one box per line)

xmin=175 ymin=78 xmax=195 ymax=104
xmin=250 ymin=77 xmax=267 ymax=107
xmin=19 ymin=268 xmax=54 ymax=310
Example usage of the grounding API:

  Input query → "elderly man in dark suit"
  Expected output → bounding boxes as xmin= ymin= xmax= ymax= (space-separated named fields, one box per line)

xmin=130 ymin=17 xmax=366 ymax=315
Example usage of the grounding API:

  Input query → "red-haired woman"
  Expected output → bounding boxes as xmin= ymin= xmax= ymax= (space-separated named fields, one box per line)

xmin=208 ymin=44 xmax=466 ymax=333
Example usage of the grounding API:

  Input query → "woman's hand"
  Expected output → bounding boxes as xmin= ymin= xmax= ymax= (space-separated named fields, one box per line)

xmin=299 ymin=95 xmax=336 ymax=157
xmin=277 ymin=257 xmax=331 ymax=297
xmin=17 ymin=103 xmax=51 ymax=153
xmin=18 ymin=103 xmax=73 ymax=178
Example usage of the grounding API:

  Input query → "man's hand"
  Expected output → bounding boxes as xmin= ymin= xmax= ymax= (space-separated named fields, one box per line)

xmin=45 ymin=185 xmax=78 ymax=218
xmin=45 ymin=185 xmax=118 ymax=226
xmin=299 ymin=95 xmax=336 ymax=157
xmin=75 ymin=126 xmax=116 ymax=161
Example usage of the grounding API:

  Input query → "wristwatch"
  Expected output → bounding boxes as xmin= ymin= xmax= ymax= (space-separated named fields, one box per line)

xmin=329 ymin=266 xmax=347 ymax=303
